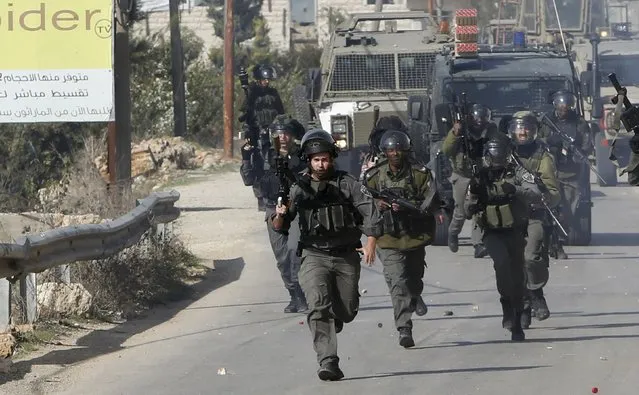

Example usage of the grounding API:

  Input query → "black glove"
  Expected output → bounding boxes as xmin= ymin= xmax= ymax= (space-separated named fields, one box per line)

xmin=466 ymin=203 xmax=482 ymax=217
xmin=469 ymin=182 xmax=482 ymax=195
xmin=501 ymin=181 xmax=516 ymax=195
xmin=241 ymin=144 xmax=253 ymax=161
xmin=630 ymin=133 xmax=639 ymax=154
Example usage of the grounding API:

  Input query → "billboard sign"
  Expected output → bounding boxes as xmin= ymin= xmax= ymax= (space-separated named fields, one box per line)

xmin=0 ymin=0 xmax=114 ymax=123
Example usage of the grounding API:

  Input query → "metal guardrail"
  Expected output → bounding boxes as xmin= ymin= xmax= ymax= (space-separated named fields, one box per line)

xmin=0 ymin=190 xmax=181 ymax=281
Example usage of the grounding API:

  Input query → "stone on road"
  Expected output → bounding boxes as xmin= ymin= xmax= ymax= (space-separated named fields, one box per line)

xmin=4 ymin=171 xmax=639 ymax=395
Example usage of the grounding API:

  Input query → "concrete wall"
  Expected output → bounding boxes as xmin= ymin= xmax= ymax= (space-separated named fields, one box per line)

xmin=132 ymin=6 xmax=222 ymax=56
xmin=261 ymin=0 xmax=293 ymax=51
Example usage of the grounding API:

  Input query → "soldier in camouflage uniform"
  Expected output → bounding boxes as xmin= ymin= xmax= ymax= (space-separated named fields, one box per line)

xmin=465 ymin=136 xmax=553 ymax=341
xmin=508 ymin=112 xmax=561 ymax=328
xmin=271 ymin=129 xmax=381 ymax=381
xmin=239 ymin=64 xmax=286 ymax=211
xmin=442 ymin=104 xmax=501 ymax=258
xmin=362 ymin=130 xmax=440 ymax=348
xmin=538 ymin=90 xmax=593 ymax=258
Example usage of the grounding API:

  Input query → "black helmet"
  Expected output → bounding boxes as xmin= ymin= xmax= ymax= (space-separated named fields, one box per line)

xmin=379 ymin=130 xmax=411 ymax=152
xmin=508 ymin=111 xmax=539 ymax=145
xmin=300 ymin=128 xmax=338 ymax=158
xmin=470 ymin=104 xmax=491 ymax=128
xmin=369 ymin=116 xmax=408 ymax=155
xmin=483 ymin=137 xmax=512 ymax=169
xmin=551 ymin=90 xmax=576 ymax=110
xmin=254 ymin=64 xmax=277 ymax=80
xmin=270 ymin=115 xmax=305 ymax=139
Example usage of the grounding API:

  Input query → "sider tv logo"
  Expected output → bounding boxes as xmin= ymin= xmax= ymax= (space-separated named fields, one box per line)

xmin=0 ymin=2 xmax=112 ymax=38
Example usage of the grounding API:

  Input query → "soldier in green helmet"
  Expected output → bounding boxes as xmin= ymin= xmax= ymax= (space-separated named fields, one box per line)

xmin=362 ymin=130 xmax=440 ymax=348
xmin=507 ymin=111 xmax=561 ymax=328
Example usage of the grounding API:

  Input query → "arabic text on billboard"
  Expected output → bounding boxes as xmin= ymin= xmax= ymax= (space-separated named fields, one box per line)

xmin=0 ymin=0 xmax=113 ymax=123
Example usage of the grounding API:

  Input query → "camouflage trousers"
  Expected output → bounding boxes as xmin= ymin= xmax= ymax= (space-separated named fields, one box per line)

xmin=449 ymin=172 xmax=483 ymax=245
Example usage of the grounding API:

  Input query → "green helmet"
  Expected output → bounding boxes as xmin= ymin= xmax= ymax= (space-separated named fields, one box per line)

xmin=508 ymin=111 xmax=539 ymax=145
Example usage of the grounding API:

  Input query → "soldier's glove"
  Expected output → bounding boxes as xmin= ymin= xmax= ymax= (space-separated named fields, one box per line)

xmin=466 ymin=203 xmax=482 ymax=217
xmin=630 ymin=133 xmax=639 ymax=154
xmin=500 ymin=182 xmax=517 ymax=195
xmin=469 ymin=182 xmax=482 ymax=195
xmin=241 ymin=144 xmax=253 ymax=161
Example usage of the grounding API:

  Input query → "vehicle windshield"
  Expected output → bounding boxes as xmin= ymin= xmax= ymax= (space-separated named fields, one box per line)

xmin=444 ymin=78 xmax=573 ymax=115
xmin=599 ymin=55 xmax=639 ymax=86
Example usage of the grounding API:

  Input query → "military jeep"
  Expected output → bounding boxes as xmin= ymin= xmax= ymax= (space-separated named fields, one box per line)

xmin=293 ymin=11 xmax=452 ymax=176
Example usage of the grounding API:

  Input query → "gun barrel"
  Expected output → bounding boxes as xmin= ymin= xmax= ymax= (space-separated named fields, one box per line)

xmin=608 ymin=73 xmax=633 ymax=110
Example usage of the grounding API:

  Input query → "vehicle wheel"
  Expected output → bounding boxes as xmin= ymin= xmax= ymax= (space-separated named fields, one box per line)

xmin=567 ymin=202 xmax=592 ymax=246
xmin=291 ymin=84 xmax=311 ymax=128
xmin=594 ymin=132 xmax=617 ymax=187
xmin=433 ymin=209 xmax=451 ymax=246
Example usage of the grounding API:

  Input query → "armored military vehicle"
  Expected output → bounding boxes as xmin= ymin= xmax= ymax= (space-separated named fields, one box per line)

xmin=572 ymin=0 xmax=639 ymax=186
xmin=294 ymin=12 xmax=452 ymax=176
xmin=410 ymin=39 xmax=592 ymax=246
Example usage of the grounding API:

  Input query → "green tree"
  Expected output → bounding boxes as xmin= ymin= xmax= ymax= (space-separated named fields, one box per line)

xmin=205 ymin=0 xmax=264 ymax=43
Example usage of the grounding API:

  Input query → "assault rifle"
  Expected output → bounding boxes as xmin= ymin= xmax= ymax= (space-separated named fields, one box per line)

xmin=364 ymin=187 xmax=429 ymax=215
xmin=510 ymin=153 xmax=568 ymax=237
xmin=271 ymin=136 xmax=297 ymax=207
xmin=451 ymin=92 xmax=478 ymax=176
xmin=539 ymin=113 xmax=607 ymax=185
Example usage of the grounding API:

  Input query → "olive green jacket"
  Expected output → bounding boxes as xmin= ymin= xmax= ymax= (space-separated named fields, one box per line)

xmin=363 ymin=160 xmax=439 ymax=250
xmin=517 ymin=143 xmax=561 ymax=209
xmin=441 ymin=122 xmax=502 ymax=178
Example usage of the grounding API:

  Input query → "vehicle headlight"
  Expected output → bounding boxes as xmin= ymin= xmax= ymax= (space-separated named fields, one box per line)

xmin=330 ymin=115 xmax=350 ymax=150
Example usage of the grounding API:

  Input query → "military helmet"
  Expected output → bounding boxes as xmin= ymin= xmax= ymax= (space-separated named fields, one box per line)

xmin=483 ymin=137 xmax=512 ymax=169
xmin=508 ymin=111 xmax=539 ymax=145
xmin=270 ymin=115 xmax=305 ymax=139
xmin=470 ymin=103 xmax=492 ymax=128
xmin=300 ymin=128 xmax=338 ymax=158
xmin=379 ymin=130 xmax=411 ymax=152
xmin=551 ymin=90 xmax=576 ymax=110
xmin=369 ymin=116 xmax=408 ymax=155
xmin=254 ymin=64 xmax=277 ymax=80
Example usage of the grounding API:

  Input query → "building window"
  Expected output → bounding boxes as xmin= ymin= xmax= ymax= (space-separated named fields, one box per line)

xmin=366 ymin=0 xmax=394 ymax=4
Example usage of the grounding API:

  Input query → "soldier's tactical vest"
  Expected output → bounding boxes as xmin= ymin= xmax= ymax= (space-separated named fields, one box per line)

xmin=478 ymin=177 xmax=519 ymax=230
xmin=295 ymin=172 xmax=362 ymax=241
xmin=252 ymin=89 xmax=280 ymax=128
xmin=376 ymin=165 xmax=431 ymax=238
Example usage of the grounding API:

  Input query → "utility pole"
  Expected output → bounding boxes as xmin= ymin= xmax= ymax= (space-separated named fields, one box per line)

xmin=223 ymin=0 xmax=235 ymax=159
xmin=114 ymin=0 xmax=132 ymax=191
xmin=169 ymin=0 xmax=187 ymax=137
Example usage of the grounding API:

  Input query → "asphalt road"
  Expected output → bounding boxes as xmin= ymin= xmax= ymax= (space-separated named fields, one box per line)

xmin=6 ymin=172 xmax=639 ymax=395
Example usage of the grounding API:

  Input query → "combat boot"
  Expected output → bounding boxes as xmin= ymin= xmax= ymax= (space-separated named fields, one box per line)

xmin=500 ymin=298 xmax=514 ymax=330
xmin=257 ymin=199 xmax=266 ymax=212
xmin=284 ymin=289 xmax=298 ymax=313
xmin=414 ymin=295 xmax=428 ymax=316
xmin=556 ymin=243 xmax=568 ymax=260
xmin=295 ymin=285 xmax=309 ymax=313
xmin=474 ymin=244 xmax=488 ymax=258
xmin=334 ymin=318 xmax=344 ymax=334
xmin=317 ymin=360 xmax=344 ymax=381
xmin=510 ymin=310 xmax=526 ymax=341
xmin=448 ymin=233 xmax=459 ymax=253
xmin=531 ymin=288 xmax=550 ymax=321
xmin=521 ymin=306 xmax=532 ymax=329
xmin=398 ymin=327 xmax=415 ymax=348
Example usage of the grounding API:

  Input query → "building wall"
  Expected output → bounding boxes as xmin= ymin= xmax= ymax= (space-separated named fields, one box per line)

xmin=132 ymin=6 xmax=223 ymax=56
xmin=260 ymin=0 xmax=293 ymax=51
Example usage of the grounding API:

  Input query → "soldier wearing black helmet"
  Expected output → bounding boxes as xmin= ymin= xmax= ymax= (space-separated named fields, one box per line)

xmin=442 ymin=103 xmax=501 ymax=258
xmin=362 ymin=130 xmax=440 ymax=348
xmin=270 ymin=129 xmax=381 ymax=381
xmin=241 ymin=115 xmax=308 ymax=313
xmin=239 ymin=64 xmax=286 ymax=211
xmin=465 ymin=135 xmax=547 ymax=341
xmin=538 ymin=90 xmax=593 ymax=259
xmin=360 ymin=116 xmax=410 ymax=179
xmin=508 ymin=111 xmax=561 ymax=328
